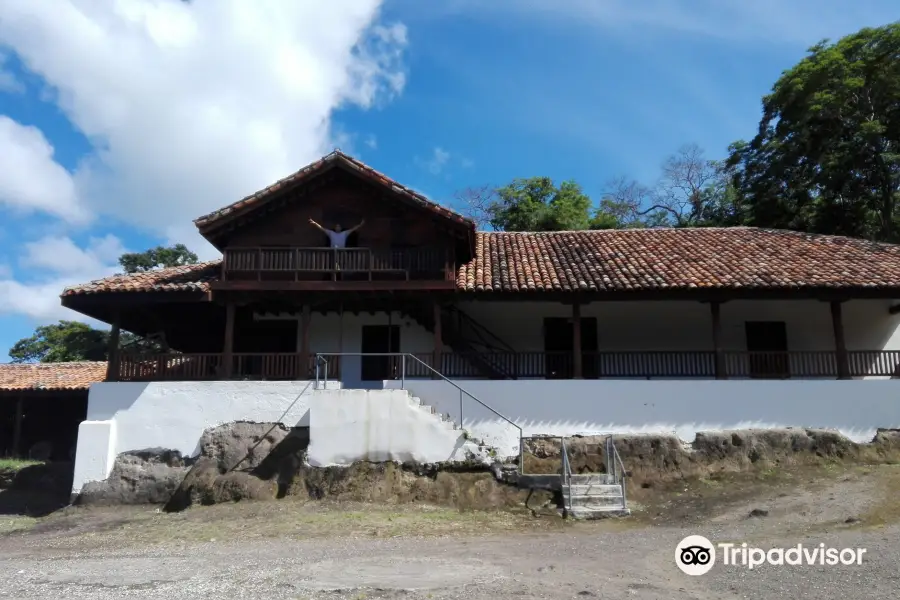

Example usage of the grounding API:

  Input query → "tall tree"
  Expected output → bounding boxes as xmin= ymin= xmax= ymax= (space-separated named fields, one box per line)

xmin=729 ymin=23 xmax=900 ymax=241
xmin=457 ymin=177 xmax=593 ymax=231
xmin=9 ymin=321 xmax=108 ymax=363
xmin=8 ymin=243 xmax=193 ymax=362
xmin=119 ymin=243 xmax=199 ymax=273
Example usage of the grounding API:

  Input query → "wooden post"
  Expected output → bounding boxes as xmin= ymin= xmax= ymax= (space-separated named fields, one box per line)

xmin=831 ymin=300 xmax=850 ymax=379
xmin=106 ymin=314 xmax=121 ymax=382
xmin=300 ymin=305 xmax=311 ymax=378
xmin=572 ymin=302 xmax=583 ymax=379
xmin=12 ymin=395 xmax=24 ymax=458
xmin=710 ymin=301 xmax=726 ymax=379
xmin=433 ymin=301 xmax=443 ymax=378
xmin=222 ymin=301 xmax=236 ymax=379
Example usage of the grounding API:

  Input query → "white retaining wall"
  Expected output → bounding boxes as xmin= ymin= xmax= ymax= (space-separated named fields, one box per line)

xmin=385 ymin=379 xmax=900 ymax=456
xmin=306 ymin=389 xmax=477 ymax=467
xmin=72 ymin=380 xmax=337 ymax=493
xmin=74 ymin=378 xmax=900 ymax=494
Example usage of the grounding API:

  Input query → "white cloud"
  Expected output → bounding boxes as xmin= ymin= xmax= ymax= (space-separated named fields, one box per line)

xmin=0 ymin=116 xmax=89 ymax=223
xmin=0 ymin=51 xmax=23 ymax=93
xmin=0 ymin=0 xmax=407 ymax=241
xmin=0 ymin=234 xmax=124 ymax=321
xmin=0 ymin=0 xmax=408 ymax=321
xmin=418 ymin=146 xmax=451 ymax=175
xmin=365 ymin=134 xmax=378 ymax=149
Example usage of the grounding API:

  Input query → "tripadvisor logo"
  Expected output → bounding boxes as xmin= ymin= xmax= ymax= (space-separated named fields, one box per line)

xmin=675 ymin=535 xmax=867 ymax=575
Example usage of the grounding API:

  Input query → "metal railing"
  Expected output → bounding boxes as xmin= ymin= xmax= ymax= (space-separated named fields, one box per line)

xmin=561 ymin=436 xmax=573 ymax=516
xmin=605 ymin=435 xmax=627 ymax=509
xmin=314 ymin=352 xmax=525 ymax=470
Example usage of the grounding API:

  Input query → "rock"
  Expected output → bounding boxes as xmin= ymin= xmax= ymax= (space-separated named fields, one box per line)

xmin=77 ymin=449 xmax=190 ymax=506
xmin=199 ymin=422 xmax=290 ymax=472
xmin=845 ymin=516 xmax=860 ymax=524
xmin=748 ymin=508 xmax=769 ymax=518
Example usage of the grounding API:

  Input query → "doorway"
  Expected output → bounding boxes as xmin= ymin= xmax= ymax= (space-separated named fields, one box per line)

xmin=745 ymin=321 xmax=789 ymax=378
xmin=361 ymin=325 xmax=401 ymax=380
xmin=543 ymin=317 xmax=599 ymax=378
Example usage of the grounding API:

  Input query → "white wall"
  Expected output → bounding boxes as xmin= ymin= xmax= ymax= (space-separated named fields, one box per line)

xmin=256 ymin=300 xmax=900 ymax=380
xmin=457 ymin=298 xmax=900 ymax=354
xmin=386 ymin=379 xmax=900 ymax=457
xmin=307 ymin=389 xmax=482 ymax=466
xmin=73 ymin=380 xmax=338 ymax=493
xmin=256 ymin=310 xmax=450 ymax=385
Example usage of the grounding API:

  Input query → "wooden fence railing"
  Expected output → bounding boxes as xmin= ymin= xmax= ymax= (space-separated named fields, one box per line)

xmin=222 ymin=247 xmax=453 ymax=281
xmin=113 ymin=350 xmax=900 ymax=381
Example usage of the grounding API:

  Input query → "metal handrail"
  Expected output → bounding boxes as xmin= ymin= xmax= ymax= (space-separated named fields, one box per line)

xmin=605 ymin=435 xmax=627 ymax=509
xmin=561 ymin=436 xmax=573 ymax=517
xmin=314 ymin=352 xmax=525 ymax=471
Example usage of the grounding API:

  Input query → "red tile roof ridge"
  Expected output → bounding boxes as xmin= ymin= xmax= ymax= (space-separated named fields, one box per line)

xmin=0 ymin=361 xmax=108 ymax=391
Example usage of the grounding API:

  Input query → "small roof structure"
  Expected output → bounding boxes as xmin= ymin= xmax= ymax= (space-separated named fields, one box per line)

xmin=0 ymin=362 xmax=107 ymax=393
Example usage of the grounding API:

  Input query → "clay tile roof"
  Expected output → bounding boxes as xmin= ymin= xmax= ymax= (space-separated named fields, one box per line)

xmin=457 ymin=228 xmax=900 ymax=292
xmin=193 ymin=150 xmax=474 ymax=231
xmin=0 ymin=362 xmax=107 ymax=391
xmin=59 ymin=228 xmax=900 ymax=296
xmin=61 ymin=261 xmax=220 ymax=297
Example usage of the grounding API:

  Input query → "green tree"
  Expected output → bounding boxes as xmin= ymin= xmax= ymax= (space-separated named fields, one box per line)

xmin=459 ymin=177 xmax=594 ymax=231
xmin=8 ymin=243 xmax=192 ymax=362
xmin=118 ymin=243 xmax=199 ymax=273
xmin=729 ymin=23 xmax=900 ymax=241
xmin=9 ymin=321 xmax=108 ymax=363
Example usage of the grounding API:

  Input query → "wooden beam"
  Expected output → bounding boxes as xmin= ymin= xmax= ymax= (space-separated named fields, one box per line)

xmin=211 ymin=280 xmax=458 ymax=292
xmin=12 ymin=395 xmax=24 ymax=458
xmin=106 ymin=314 xmax=121 ymax=382
xmin=572 ymin=302 xmax=583 ymax=379
xmin=710 ymin=301 xmax=726 ymax=379
xmin=433 ymin=301 xmax=443 ymax=379
xmin=831 ymin=300 xmax=850 ymax=379
xmin=222 ymin=301 xmax=236 ymax=379
xmin=300 ymin=304 xmax=311 ymax=377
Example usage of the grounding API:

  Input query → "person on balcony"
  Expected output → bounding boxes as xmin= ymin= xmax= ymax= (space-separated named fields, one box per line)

xmin=308 ymin=218 xmax=365 ymax=248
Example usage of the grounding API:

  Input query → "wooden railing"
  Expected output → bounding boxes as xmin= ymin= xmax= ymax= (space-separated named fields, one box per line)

xmin=113 ymin=350 xmax=900 ymax=381
xmin=116 ymin=353 xmax=341 ymax=381
xmin=221 ymin=247 xmax=453 ymax=281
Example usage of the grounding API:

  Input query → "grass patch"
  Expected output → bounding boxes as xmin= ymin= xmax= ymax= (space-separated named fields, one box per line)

xmin=0 ymin=515 xmax=38 ymax=534
xmin=858 ymin=464 xmax=900 ymax=528
xmin=0 ymin=458 xmax=43 ymax=472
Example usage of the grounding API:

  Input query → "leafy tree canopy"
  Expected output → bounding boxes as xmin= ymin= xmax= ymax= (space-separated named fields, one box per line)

xmin=459 ymin=145 xmax=741 ymax=231
xmin=8 ymin=243 xmax=194 ymax=362
xmin=9 ymin=321 xmax=108 ymax=363
xmin=118 ymin=243 xmax=199 ymax=273
xmin=728 ymin=23 xmax=900 ymax=242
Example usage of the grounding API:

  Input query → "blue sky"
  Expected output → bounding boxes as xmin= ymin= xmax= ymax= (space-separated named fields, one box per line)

xmin=0 ymin=0 xmax=897 ymax=360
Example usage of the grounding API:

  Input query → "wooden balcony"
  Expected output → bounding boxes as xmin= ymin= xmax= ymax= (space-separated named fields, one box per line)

xmin=112 ymin=350 xmax=900 ymax=382
xmin=216 ymin=246 xmax=457 ymax=290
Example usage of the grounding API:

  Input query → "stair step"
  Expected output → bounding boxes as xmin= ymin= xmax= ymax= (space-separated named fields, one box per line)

xmin=567 ymin=507 xmax=631 ymax=519
xmin=568 ymin=474 xmax=617 ymax=485
xmin=565 ymin=495 xmax=625 ymax=508
xmin=563 ymin=484 xmax=623 ymax=497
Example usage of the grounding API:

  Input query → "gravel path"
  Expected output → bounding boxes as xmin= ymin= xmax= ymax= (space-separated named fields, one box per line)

xmin=0 ymin=465 xmax=897 ymax=599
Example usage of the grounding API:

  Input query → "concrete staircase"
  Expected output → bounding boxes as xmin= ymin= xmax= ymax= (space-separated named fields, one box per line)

xmin=406 ymin=394 xmax=497 ymax=460
xmin=562 ymin=472 xmax=630 ymax=519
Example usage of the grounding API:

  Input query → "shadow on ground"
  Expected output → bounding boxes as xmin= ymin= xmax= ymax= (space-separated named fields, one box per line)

xmin=0 ymin=462 xmax=73 ymax=518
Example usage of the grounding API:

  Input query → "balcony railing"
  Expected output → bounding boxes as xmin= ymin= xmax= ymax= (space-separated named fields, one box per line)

xmin=221 ymin=247 xmax=454 ymax=282
xmin=113 ymin=350 xmax=900 ymax=381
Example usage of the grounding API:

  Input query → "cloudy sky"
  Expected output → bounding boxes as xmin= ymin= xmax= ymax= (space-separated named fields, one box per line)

xmin=0 ymin=0 xmax=897 ymax=358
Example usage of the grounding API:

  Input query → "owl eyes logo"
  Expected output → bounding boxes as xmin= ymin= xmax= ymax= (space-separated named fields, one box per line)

xmin=676 ymin=536 xmax=716 ymax=575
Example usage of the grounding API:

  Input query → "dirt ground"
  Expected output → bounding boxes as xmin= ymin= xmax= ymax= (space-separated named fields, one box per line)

xmin=1 ymin=463 xmax=899 ymax=599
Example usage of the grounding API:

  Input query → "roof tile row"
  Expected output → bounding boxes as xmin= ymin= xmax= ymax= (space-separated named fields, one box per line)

xmin=62 ymin=228 xmax=900 ymax=297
